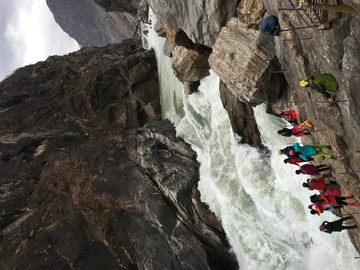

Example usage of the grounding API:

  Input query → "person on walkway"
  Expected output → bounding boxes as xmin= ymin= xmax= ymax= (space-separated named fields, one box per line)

xmin=298 ymin=120 xmax=315 ymax=132
xmin=259 ymin=15 xmax=280 ymax=36
xmin=299 ymin=73 xmax=338 ymax=104
xmin=322 ymin=193 xmax=358 ymax=207
xmin=309 ymin=203 xmax=342 ymax=215
xmin=319 ymin=217 xmax=357 ymax=234
xmin=278 ymin=146 xmax=300 ymax=159
xmin=309 ymin=193 xmax=358 ymax=215
xmin=284 ymin=157 xmax=312 ymax=166
xmin=302 ymin=175 xmax=340 ymax=191
xmin=295 ymin=164 xmax=330 ymax=175
xmin=292 ymin=142 xmax=335 ymax=161
xmin=277 ymin=125 xmax=310 ymax=137
xmin=280 ymin=110 xmax=299 ymax=125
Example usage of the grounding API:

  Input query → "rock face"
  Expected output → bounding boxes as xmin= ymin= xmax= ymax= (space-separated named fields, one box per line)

xmin=262 ymin=0 xmax=360 ymax=252
xmin=146 ymin=0 xmax=240 ymax=47
xmin=219 ymin=81 xmax=264 ymax=150
xmin=209 ymin=18 xmax=284 ymax=106
xmin=0 ymin=39 xmax=238 ymax=269
xmin=94 ymin=0 xmax=141 ymax=14
xmin=46 ymin=0 xmax=138 ymax=47
xmin=147 ymin=0 xmax=360 ymax=254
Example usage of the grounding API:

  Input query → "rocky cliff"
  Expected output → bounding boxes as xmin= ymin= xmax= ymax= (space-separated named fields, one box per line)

xmin=147 ymin=0 xmax=360 ymax=254
xmin=3 ymin=0 xmax=360 ymax=269
xmin=0 ymin=40 xmax=237 ymax=269
xmin=46 ymin=0 xmax=138 ymax=47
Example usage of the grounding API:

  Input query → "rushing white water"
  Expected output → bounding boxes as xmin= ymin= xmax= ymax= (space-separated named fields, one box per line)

xmin=142 ymin=11 xmax=360 ymax=270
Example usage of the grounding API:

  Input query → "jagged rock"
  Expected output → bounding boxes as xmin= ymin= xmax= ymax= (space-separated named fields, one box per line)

xmin=94 ymin=0 xmax=141 ymax=14
xmin=145 ymin=0 xmax=240 ymax=47
xmin=159 ymin=28 xmax=212 ymax=86
xmin=46 ymin=0 xmax=138 ymax=47
xmin=172 ymin=46 xmax=211 ymax=83
xmin=236 ymin=0 xmax=265 ymax=25
xmin=0 ymin=39 xmax=238 ymax=269
xmin=0 ymin=39 xmax=160 ymax=131
xmin=183 ymin=81 xmax=200 ymax=95
xmin=219 ymin=81 xmax=264 ymax=149
xmin=209 ymin=17 xmax=283 ymax=106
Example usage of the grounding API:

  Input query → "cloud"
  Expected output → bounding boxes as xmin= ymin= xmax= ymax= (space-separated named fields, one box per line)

xmin=0 ymin=0 xmax=80 ymax=80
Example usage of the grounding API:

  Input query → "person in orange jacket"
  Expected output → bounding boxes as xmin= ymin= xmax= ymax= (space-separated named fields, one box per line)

xmin=280 ymin=110 xmax=299 ymax=125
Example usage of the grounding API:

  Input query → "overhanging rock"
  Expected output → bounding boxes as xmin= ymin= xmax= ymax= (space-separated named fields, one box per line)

xmin=209 ymin=18 xmax=283 ymax=106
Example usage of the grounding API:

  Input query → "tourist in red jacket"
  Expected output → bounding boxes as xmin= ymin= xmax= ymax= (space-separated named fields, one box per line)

xmin=302 ymin=176 xmax=340 ymax=191
xmin=284 ymin=157 xmax=310 ymax=166
xmin=320 ymin=193 xmax=358 ymax=207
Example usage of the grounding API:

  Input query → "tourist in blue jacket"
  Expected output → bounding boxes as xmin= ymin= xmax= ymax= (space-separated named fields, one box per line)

xmin=292 ymin=143 xmax=335 ymax=161
xmin=259 ymin=15 xmax=280 ymax=36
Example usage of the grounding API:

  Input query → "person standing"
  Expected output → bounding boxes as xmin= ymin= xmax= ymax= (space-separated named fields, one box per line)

xmin=277 ymin=126 xmax=310 ymax=137
xmin=295 ymin=164 xmax=330 ymax=175
xmin=284 ymin=157 xmax=311 ymax=166
xmin=318 ymin=193 xmax=359 ymax=207
xmin=302 ymin=175 xmax=340 ymax=191
xmin=299 ymin=73 xmax=338 ymax=104
xmin=259 ymin=15 xmax=280 ymax=36
xmin=280 ymin=110 xmax=299 ymax=125
xmin=319 ymin=217 xmax=357 ymax=234
xmin=292 ymin=142 xmax=335 ymax=161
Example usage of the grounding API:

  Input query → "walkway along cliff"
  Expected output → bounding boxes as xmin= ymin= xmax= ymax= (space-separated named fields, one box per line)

xmin=146 ymin=0 xmax=360 ymax=254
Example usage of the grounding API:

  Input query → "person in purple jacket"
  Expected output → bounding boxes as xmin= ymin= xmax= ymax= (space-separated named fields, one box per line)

xmin=295 ymin=164 xmax=330 ymax=175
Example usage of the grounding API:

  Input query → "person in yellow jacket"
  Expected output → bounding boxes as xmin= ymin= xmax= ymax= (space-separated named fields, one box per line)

xmin=299 ymin=73 xmax=338 ymax=104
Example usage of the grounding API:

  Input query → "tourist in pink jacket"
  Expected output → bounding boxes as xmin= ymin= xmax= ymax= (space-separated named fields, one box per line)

xmin=319 ymin=193 xmax=359 ymax=207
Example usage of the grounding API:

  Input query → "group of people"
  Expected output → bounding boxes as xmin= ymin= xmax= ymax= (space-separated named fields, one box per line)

xmin=260 ymin=15 xmax=338 ymax=105
xmin=259 ymin=13 xmax=358 ymax=234
xmin=277 ymin=110 xmax=358 ymax=234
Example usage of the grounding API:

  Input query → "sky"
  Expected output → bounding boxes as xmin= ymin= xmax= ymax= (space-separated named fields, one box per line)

xmin=0 ymin=0 xmax=80 ymax=81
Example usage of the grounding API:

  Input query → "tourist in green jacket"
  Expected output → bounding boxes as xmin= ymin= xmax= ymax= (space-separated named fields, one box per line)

xmin=299 ymin=73 xmax=338 ymax=104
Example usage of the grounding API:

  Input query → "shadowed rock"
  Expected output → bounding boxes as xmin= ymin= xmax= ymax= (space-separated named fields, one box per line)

xmin=0 ymin=39 xmax=238 ymax=270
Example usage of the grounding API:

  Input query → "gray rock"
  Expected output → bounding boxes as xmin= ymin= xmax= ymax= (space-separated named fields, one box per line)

xmin=46 ymin=0 xmax=138 ymax=47
xmin=209 ymin=18 xmax=283 ymax=106
xmin=0 ymin=39 xmax=237 ymax=270
xmin=146 ymin=0 xmax=240 ymax=46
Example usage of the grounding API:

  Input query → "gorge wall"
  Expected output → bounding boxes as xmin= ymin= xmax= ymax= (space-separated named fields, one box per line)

xmin=46 ymin=0 xmax=138 ymax=47
xmin=0 ymin=40 xmax=237 ymax=269
xmin=146 ymin=0 xmax=360 ymax=252
xmin=3 ymin=0 xmax=360 ymax=269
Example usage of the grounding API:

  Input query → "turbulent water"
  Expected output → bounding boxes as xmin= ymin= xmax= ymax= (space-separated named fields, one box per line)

xmin=142 ymin=11 xmax=360 ymax=270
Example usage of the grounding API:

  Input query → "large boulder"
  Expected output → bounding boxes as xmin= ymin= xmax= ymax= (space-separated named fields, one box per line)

xmin=209 ymin=18 xmax=283 ymax=106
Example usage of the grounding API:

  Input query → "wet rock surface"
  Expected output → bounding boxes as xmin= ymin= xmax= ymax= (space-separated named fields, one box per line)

xmin=3 ymin=0 xmax=360 ymax=268
xmin=0 ymin=39 xmax=237 ymax=269
xmin=148 ymin=0 xmax=360 ymax=255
